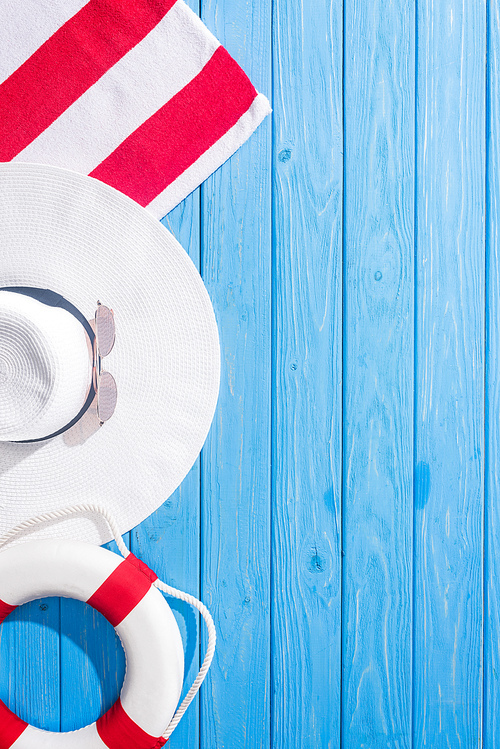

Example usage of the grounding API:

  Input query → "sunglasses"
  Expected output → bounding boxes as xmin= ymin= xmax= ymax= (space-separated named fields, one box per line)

xmin=93 ymin=301 xmax=117 ymax=425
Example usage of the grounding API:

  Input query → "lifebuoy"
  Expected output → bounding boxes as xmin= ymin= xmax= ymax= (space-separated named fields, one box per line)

xmin=0 ymin=540 xmax=184 ymax=748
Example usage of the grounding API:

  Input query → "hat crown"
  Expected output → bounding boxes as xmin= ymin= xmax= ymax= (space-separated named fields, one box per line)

xmin=0 ymin=291 xmax=92 ymax=442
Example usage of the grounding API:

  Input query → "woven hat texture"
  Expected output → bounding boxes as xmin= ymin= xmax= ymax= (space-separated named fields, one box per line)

xmin=0 ymin=290 xmax=93 ymax=442
xmin=0 ymin=163 xmax=220 ymax=545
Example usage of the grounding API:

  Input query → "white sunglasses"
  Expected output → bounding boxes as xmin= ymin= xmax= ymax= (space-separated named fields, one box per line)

xmin=93 ymin=301 xmax=117 ymax=425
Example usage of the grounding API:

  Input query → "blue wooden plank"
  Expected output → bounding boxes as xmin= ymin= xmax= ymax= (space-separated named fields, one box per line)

xmin=60 ymin=535 xmax=128 ymax=732
xmin=342 ymin=1 xmax=415 ymax=746
xmin=271 ymin=0 xmax=343 ymax=747
xmin=132 ymin=187 xmax=202 ymax=749
xmin=131 ymin=11 xmax=202 ymax=744
xmin=413 ymin=1 xmax=486 ymax=746
xmin=0 ymin=598 xmax=60 ymax=731
xmin=199 ymin=0 xmax=272 ymax=745
xmin=60 ymin=599 xmax=125 ymax=732
xmin=484 ymin=0 xmax=500 ymax=744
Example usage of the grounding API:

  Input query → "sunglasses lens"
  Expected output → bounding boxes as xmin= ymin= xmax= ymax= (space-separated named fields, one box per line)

xmin=97 ymin=370 xmax=117 ymax=422
xmin=95 ymin=304 xmax=115 ymax=357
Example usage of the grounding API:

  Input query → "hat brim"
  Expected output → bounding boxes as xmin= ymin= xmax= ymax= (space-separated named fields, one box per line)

xmin=0 ymin=163 xmax=220 ymax=545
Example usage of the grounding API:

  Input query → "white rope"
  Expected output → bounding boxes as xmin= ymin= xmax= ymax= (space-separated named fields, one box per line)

xmin=0 ymin=503 xmax=216 ymax=741
xmin=0 ymin=503 xmax=130 ymax=558
xmin=154 ymin=577 xmax=216 ymax=739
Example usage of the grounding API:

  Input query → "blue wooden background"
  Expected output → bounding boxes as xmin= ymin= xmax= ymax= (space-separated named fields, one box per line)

xmin=0 ymin=0 xmax=498 ymax=746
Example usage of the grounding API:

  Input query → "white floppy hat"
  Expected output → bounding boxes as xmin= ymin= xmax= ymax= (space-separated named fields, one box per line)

xmin=0 ymin=162 xmax=220 ymax=545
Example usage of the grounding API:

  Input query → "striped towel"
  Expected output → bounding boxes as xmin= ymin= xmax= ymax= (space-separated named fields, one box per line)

xmin=0 ymin=0 xmax=271 ymax=218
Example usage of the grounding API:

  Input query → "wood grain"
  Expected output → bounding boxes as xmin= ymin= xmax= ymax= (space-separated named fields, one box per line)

xmin=485 ymin=0 xmax=500 ymax=744
xmin=413 ymin=0 xmax=486 ymax=746
xmin=342 ymin=1 xmax=415 ymax=746
xmin=0 ymin=1 xmax=494 ymax=746
xmin=0 ymin=599 xmax=60 ymax=730
xmin=271 ymin=0 xmax=343 ymax=746
xmin=60 ymin=597 xmax=125 ymax=732
xmin=199 ymin=0 xmax=272 ymax=745
xmin=134 ymin=182 xmax=202 ymax=749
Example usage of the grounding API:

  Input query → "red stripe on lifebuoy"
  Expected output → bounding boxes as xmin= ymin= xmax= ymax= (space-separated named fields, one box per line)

xmin=87 ymin=553 xmax=157 ymax=626
xmin=96 ymin=698 xmax=167 ymax=748
xmin=125 ymin=553 xmax=159 ymax=585
xmin=0 ymin=699 xmax=28 ymax=748
xmin=0 ymin=600 xmax=16 ymax=624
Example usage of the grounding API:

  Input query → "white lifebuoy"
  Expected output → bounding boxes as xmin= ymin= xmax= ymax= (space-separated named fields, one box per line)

xmin=0 ymin=540 xmax=184 ymax=749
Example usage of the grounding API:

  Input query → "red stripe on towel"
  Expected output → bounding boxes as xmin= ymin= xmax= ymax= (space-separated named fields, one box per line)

xmin=90 ymin=45 xmax=258 ymax=206
xmin=0 ymin=0 xmax=177 ymax=160
xmin=87 ymin=553 xmax=157 ymax=626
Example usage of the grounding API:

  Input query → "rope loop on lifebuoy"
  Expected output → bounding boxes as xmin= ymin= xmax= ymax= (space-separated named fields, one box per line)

xmin=0 ymin=504 xmax=217 ymax=747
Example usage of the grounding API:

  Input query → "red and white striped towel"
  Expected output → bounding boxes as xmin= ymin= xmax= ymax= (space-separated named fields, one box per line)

xmin=0 ymin=0 xmax=271 ymax=218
